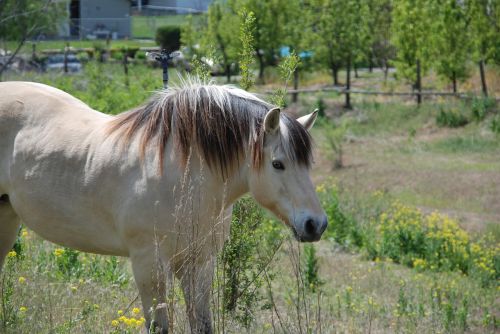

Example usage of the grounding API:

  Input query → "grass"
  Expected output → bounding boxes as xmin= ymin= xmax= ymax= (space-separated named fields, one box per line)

xmin=1 ymin=61 xmax=499 ymax=333
xmin=132 ymin=14 xmax=204 ymax=39
xmin=2 ymin=213 xmax=498 ymax=333
xmin=2 ymin=40 xmax=157 ymax=55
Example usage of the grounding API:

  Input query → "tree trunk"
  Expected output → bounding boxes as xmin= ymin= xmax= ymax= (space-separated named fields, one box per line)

xmin=123 ymin=52 xmax=129 ymax=87
xmin=416 ymin=59 xmax=422 ymax=105
xmin=354 ymin=65 xmax=359 ymax=78
xmin=292 ymin=68 xmax=299 ymax=103
xmin=369 ymin=57 xmax=373 ymax=73
xmin=384 ymin=60 xmax=389 ymax=82
xmin=256 ymin=51 xmax=265 ymax=83
xmin=331 ymin=65 xmax=339 ymax=86
xmin=226 ymin=64 xmax=231 ymax=83
xmin=64 ymin=43 xmax=69 ymax=74
xmin=479 ymin=59 xmax=488 ymax=97
xmin=452 ymin=71 xmax=457 ymax=94
xmin=344 ymin=57 xmax=352 ymax=109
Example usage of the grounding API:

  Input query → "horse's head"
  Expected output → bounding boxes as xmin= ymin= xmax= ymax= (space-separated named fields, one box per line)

xmin=249 ymin=108 xmax=327 ymax=242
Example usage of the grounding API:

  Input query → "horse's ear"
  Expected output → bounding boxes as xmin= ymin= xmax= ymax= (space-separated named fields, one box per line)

xmin=264 ymin=107 xmax=281 ymax=134
xmin=297 ymin=109 xmax=318 ymax=131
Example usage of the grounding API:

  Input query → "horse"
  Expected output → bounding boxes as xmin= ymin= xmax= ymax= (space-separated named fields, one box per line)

xmin=0 ymin=80 xmax=327 ymax=333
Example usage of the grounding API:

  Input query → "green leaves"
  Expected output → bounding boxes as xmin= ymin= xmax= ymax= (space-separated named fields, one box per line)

xmin=239 ymin=10 xmax=256 ymax=90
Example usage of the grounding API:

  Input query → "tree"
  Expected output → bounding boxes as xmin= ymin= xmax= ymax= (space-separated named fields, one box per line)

xmin=432 ymin=0 xmax=469 ymax=93
xmin=311 ymin=0 xmax=370 ymax=108
xmin=367 ymin=0 xmax=394 ymax=80
xmin=466 ymin=0 xmax=500 ymax=96
xmin=391 ymin=0 xmax=433 ymax=104
xmin=233 ymin=0 xmax=289 ymax=83
xmin=0 ymin=0 xmax=65 ymax=78
xmin=282 ymin=0 xmax=312 ymax=102
xmin=311 ymin=0 xmax=344 ymax=86
xmin=203 ymin=0 xmax=241 ymax=83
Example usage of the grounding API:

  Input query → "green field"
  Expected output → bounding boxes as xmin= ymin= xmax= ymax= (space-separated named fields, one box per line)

xmin=1 ymin=63 xmax=499 ymax=333
xmin=132 ymin=14 xmax=203 ymax=39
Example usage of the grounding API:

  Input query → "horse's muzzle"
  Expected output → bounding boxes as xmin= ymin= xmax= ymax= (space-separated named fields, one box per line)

xmin=295 ymin=216 xmax=328 ymax=242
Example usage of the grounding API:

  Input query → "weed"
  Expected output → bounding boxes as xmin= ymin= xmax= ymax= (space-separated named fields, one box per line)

xmin=436 ymin=106 xmax=468 ymax=128
xmin=490 ymin=115 xmax=500 ymax=135
xmin=471 ymin=96 xmax=496 ymax=122
xmin=303 ymin=244 xmax=322 ymax=293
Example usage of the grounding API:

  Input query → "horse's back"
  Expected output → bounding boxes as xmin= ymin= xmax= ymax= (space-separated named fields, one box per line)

xmin=0 ymin=82 xmax=100 ymax=191
xmin=0 ymin=81 xmax=90 ymax=111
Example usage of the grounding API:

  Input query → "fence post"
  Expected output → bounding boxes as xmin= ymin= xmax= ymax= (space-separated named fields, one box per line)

xmin=479 ymin=59 xmax=488 ymax=97
xmin=64 ymin=42 xmax=69 ymax=73
xmin=123 ymin=49 xmax=129 ymax=87
xmin=416 ymin=59 xmax=422 ymax=105
xmin=344 ymin=57 xmax=352 ymax=109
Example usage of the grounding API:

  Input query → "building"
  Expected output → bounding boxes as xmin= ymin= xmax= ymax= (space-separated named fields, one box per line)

xmin=65 ymin=0 xmax=131 ymax=39
xmin=133 ymin=0 xmax=211 ymax=14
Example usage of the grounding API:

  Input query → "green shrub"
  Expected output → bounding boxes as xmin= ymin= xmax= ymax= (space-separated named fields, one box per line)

xmin=366 ymin=202 xmax=499 ymax=286
xmin=303 ymin=244 xmax=323 ymax=292
xmin=315 ymin=98 xmax=326 ymax=118
xmin=318 ymin=185 xmax=361 ymax=247
xmin=155 ymin=25 xmax=181 ymax=52
xmin=136 ymin=51 xmax=147 ymax=60
xmin=436 ymin=107 xmax=468 ymax=128
xmin=471 ymin=96 xmax=496 ymax=122
xmin=490 ymin=115 xmax=500 ymax=135
xmin=110 ymin=51 xmax=123 ymax=61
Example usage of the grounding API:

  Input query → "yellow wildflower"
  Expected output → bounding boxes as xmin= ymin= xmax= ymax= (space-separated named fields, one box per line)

xmin=117 ymin=310 xmax=123 ymax=316
xmin=22 ymin=230 xmax=28 ymax=237
xmin=111 ymin=320 xmax=119 ymax=327
xmin=19 ymin=306 xmax=27 ymax=312
xmin=53 ymin=248 xmax=65 ymax=257
xmin=7 ymin=250 xmax=17 ymax=258
xmin=132 ymin=307 xmax=141 ymax=315
xmin=18 ymin=276 xmax=26 ymax=284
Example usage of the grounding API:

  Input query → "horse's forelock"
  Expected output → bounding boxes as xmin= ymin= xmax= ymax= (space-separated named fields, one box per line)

xmin=107 ymin=82 xmax=312 ymax=177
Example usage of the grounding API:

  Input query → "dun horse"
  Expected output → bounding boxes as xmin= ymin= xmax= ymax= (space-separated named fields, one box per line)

xmin=0 ymin=81 xmax=327 ymax=333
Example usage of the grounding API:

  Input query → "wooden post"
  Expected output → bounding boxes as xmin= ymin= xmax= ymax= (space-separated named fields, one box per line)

xmin=292 ymin=68 xmax=299 ymax=103
xmin=416 ymin=59 xmax=422 ymax=105
xmin=479 ymin=59 xmax=488 ymax=97
xmin=452 ymin=71 xmax=457 ymax=94
xmin=31 ymin=43 xmax=36 ymax=60
xmin=64 ymin=42 xmax=69 ymax=73
xmin=106 ymin=35 xmax=111 ymax=62
xmin=123 ymin=50 xmax=129 ymax=87
xmin=345 ymin=57 xmax=352 ymax=109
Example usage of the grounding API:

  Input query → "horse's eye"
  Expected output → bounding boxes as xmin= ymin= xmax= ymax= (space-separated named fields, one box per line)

xmin=272 ymin=160 xmax=285 ymax=170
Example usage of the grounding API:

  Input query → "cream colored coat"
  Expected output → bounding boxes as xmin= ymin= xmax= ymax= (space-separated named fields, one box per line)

xmin=0 ymin=81 xmax=326 ymax=333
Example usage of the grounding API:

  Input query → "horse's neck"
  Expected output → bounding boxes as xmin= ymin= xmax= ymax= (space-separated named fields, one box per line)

xmin=225 ymin=162 xmax=250 ymax=205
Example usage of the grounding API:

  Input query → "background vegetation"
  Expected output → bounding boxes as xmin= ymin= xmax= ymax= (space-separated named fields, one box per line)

xmin=0 ymin=0 xmax=499 ymax=333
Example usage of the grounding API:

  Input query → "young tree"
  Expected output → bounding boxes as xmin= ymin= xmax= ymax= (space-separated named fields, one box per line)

xmin=311 ymin=0 xmax=344 ymax=86
xmin=233 ymin=0 xmax=289 ymax=82
xmin=367 ymin=0 xmax=394 ymax=80
xmin=391 ymin=0 xmax=433 ymax=104
xmin=432 ymin=0 xmax=469 ymax=93
xmin=282 ymin=0 xmax=312 ymax=102
xmin=311 ymin=0 xmax=370 ymax=108
xmin=0 ymin=0 xmax=65 ymax=78
xmin=204 ymin=0 xmax=241 ymax=83
xmin=466 ymin=0 xmax=500 ymax=96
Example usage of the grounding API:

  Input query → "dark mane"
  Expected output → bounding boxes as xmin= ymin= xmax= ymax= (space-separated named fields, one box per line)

xmin=107 ymin=82 xmax=312 ymax=177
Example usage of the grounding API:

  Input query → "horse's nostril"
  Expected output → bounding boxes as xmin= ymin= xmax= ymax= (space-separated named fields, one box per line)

xmin=304 ymin=219 xmax=316 ymax=235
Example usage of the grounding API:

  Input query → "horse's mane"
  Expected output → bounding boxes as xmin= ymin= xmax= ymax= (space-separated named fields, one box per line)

xmin=107 ymin=81 xmax=312 ymax=177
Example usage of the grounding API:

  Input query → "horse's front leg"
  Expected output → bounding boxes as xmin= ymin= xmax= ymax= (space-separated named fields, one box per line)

xmin=178 ymin=256 xmax=214 ymax=334
xmin=130 ymin=248 xmax=170 ymax=334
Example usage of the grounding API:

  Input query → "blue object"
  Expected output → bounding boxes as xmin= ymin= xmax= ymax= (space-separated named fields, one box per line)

xmin=280 ymin=46 xmax=313 ymax=59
